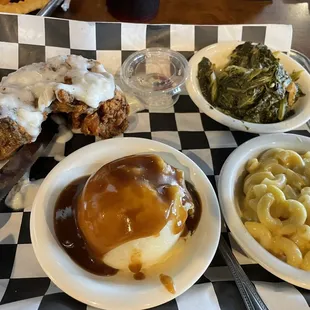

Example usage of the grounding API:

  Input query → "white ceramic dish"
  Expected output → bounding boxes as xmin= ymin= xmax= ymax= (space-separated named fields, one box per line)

xmin=186 ymin=41 xmax=310 ymax=133
xmin=30 ymin=137 xmax=221 ymax=310
xmin=219 ymin=133 xmax=310 ymax=289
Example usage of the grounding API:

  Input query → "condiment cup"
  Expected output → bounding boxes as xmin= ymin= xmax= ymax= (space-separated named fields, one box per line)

xmin=121 ymin=48 xmax=189 ymax=110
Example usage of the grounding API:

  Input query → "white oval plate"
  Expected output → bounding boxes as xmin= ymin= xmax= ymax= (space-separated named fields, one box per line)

xmin=186 ymin=41 xmax=310 ymax=133
xmin=219 ymin=133 xmax=310 ymax=289
xmin=30 ymin=137 xmax=221 ymax=310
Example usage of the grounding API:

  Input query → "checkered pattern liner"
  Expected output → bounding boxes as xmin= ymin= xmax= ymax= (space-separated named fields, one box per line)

xmin=0 ymin=13 xmax=309 ymax=310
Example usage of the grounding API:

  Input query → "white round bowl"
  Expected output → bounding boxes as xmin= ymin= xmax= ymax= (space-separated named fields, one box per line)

xmin=219 ymin=133 xmax=310 ymax=289
xmin=186 ymin=41 xmax=310 ymax=133
xmin=30 ymin=137 xmax=221 ymax=310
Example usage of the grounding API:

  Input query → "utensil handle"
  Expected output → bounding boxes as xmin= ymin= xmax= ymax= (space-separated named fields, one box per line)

xmin=219 ymin=236 xmax=269 ymax=310
xmin=37 ymin=0 xmax=63 ymax=16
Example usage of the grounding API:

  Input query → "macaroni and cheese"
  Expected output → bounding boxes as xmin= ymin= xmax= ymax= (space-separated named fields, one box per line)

xmin=242 ymin=148 xmax=310 ymax=270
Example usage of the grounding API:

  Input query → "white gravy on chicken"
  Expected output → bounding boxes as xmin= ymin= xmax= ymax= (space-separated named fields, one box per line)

xmin=0 ymin=55 xmax=115 ymax=140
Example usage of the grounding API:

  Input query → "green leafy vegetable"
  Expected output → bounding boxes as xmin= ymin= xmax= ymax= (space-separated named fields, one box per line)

xmin=198 ymin=42 xmax=305 ymax=123
xmin=290 ymin=70 xmax=303 ymax=82
xmin=278 ymin=98 xmax=287 ymax=121
xmin=197 ymin=57 xmax=217 ymax=103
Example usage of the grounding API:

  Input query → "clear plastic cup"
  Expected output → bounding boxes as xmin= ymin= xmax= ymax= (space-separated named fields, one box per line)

xmin=120 ymin=48 xmax=189 ymax=110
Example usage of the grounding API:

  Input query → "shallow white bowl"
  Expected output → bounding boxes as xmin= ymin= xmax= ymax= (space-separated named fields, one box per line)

xmin=186 ymin=41 xmax=310 ymax=133
xmin=30 ymin=137 xmax=221 ymax=310
xmin=219 ymin=133 xmax=310 ymax=289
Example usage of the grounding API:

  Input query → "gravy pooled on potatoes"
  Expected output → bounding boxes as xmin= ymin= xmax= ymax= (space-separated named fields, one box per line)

xmin=54 ymin=154 xmax=201 ymax=282
xmin=77 ymin=154 xmax=195 ymax=259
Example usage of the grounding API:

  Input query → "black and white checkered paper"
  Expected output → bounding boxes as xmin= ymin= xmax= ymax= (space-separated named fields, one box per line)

xmin=0 ymin=13 xmax=310 ymax=310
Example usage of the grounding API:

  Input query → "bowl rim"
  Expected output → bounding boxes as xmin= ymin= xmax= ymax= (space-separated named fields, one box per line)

xmin=30 ymin=137 xmax=221 ymax=310
xmin=218 ymin=133 xmax=310 ymax=289
xmin=186 ymin=41 xmax=310 ymax=134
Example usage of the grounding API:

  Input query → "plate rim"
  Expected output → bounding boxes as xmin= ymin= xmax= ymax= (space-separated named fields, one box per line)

xmin=218 ymin=133 xmax=310 ymax=289
xmin=30 ymin=137 xmax=221 ymax=309
xmin=186 ymin=41 xmax=310 ymax=133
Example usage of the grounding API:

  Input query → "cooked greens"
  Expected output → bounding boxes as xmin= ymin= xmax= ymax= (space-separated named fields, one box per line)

xmin=198 ymin=42 xmax=305 ymax=123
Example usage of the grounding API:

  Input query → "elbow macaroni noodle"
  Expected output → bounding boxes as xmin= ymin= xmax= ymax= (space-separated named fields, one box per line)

xmin=242 ymin=148 xmax=310 ymax=270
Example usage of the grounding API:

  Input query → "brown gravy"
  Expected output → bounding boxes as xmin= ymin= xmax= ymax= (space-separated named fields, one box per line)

xmin=128 ymin=249 xmax=142 ymax=273
xmin=133 ymin=272 xmax=146 ymax=280
xmin=160 ymin=274 xmax=176 ymax=294
xmin=76 ymin=154 xmax=196 ymax=261
xmin=54 ymin=154 xmax=202 ymax=277
xmin=182 ymin=181 xmax=202 ymax=237
xmin=54 ymin=176 xmax=117 ymax=276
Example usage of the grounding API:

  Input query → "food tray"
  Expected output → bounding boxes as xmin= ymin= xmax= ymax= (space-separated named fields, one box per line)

xmin=0 ymin=14 xmax=309 ymax=310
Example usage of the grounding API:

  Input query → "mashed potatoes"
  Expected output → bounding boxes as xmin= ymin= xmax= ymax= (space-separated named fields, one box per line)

xmin=77 ymin=154 xmax=194 ymax=274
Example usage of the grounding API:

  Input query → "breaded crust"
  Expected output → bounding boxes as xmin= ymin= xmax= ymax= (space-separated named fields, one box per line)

xmin=0 ymin=90 xmax=129 ymax=160
xmin=0 ymin=117 xmax=32 ymax=160
xmin=52 ymin=89 xmax=129 ymax=138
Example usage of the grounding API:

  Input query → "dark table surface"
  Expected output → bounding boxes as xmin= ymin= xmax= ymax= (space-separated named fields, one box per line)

xmin=54 ymin=0 xmax=310 ymax=56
